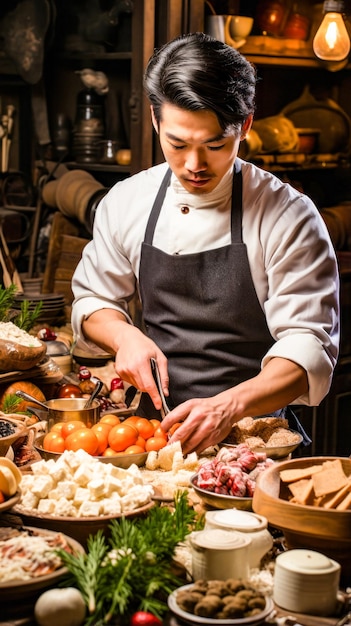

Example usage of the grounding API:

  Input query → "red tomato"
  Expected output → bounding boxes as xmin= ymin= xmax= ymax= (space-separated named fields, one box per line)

xmin=130 ymin=612 xmax=162 ymax=626
xmin=145 ymin=437 xmax=167 ymax=452
xmin=65 ymin=429 xmax=99 ymax=454
xmin=57 ymin=384 xmax=83 ymax=398
xmin=61 ymin=421 xmax=87 ymax=439
xmin=43 ymin=431 xmax=66 ymax=453
xmin=108 ymin=423 xmax=138 ymax=452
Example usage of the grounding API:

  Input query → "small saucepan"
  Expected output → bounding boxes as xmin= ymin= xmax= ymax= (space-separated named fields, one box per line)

xmin=15 ymin=391 xmax=100 ymax=427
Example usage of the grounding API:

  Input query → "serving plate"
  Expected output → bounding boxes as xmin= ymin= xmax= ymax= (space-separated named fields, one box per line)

xmin=0 ymin=526 xmax=84 ymax=602
xmin=34 ymin=433 xmax=148 ymax=469
xmin=168 ymin=584 xmax=274 ymax=625
xmin=190 ymin=474 xmax=253 ymax=511
xmin=220 ymin=430 xmax=303 ymax=460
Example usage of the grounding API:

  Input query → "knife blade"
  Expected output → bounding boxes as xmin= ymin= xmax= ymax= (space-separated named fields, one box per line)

xmin=150 ymin=357 xmax=170 ymax=419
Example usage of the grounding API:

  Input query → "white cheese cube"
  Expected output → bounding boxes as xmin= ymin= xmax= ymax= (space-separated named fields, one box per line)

xmin=20 ymin=491 xmax=39 ymax=509
xmin=100 ymin=497 xmax=122 ymax=516
xmin=30 ymin=459 xmax=52 ymax=475
xmin=46 ymin=463 xmax=66 ymax=482
xmin=74 ymin=487 xmax=90 ymax=506
xmin=73 ymin=464 xmax=94 ymax=486
xmin=55 ymin=480 xmax=77 ymax=500
xmin=88 ymin=477 xmax=105 ymax=499
xmin=103 ymin=476 xmax=123 ymax=497
xmin=78 ymin=500 xmax=102 ymax=517
xmin=126 ymin=464 xmax=143 ymax=482
xmin=20 ymin=474 xmax=35 ymax=492
xmin=31 ymin=475 xmax=55 ymax=498
xmin=120 ymin=485 xmax=153 ymax=512
xmin=37 ymin=499 xmax=56 ymax=515
xmin=54 ymin=496 xmax=77 ymax=517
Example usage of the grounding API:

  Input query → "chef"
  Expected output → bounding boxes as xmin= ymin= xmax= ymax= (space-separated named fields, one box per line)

xmin=71 ymin=33 xmax=339 ymax=454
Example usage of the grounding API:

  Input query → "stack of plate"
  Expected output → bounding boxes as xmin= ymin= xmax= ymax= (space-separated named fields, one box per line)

xmin=13 ymin=293 xmax=66 ymax=325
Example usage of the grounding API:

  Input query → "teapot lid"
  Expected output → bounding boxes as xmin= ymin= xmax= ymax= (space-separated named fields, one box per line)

xmin=207 ymin=509 xmax=267 ymax=531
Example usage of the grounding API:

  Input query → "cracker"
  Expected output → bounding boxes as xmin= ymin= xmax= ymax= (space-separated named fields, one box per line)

xmin=288 ymin=478 xmax=314 ymax=504
xmin=323 ymin=478 xmax=351 ymax=509
xmin=336 ymin=490 xmax=351 ymax=511
xmin=312 ymin=459 xmax=348 ymax=497
xmin=280 ymin=465 xmax=322 ymax=483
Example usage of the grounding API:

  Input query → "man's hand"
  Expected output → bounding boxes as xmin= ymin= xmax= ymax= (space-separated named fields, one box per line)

xmin=82 ymin=309 xmax=169 ymax=411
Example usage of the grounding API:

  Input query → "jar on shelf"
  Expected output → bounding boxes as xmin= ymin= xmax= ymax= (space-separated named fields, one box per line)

xmin=255 ymin=0 xmax=289 ymax=37
xmin=283 ymin=2 xmax=311 ymax=40
xmin=72 ymin=88 xmax=105 ymax=164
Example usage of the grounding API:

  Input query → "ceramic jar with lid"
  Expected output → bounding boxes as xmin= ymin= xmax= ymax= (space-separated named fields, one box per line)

xmin=189 ymin=529 xmax=251 ymax=581
xmin=273 ymin=549 xmax=341 ymax=616
xmin=205 ymin=509 xmax=273 ymax=569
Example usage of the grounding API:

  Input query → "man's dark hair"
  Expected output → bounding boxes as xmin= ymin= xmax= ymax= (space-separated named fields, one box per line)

xmin=144 ymin=32 xmax=257 ymax=133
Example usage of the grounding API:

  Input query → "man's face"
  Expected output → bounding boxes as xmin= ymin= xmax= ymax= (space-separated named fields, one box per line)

xmin=152 ymin=103 xmax=250 ymax=194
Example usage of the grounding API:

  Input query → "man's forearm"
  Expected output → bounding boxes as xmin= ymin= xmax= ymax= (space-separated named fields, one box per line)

xmin=82 ymin=309 xmax=130 ymax=355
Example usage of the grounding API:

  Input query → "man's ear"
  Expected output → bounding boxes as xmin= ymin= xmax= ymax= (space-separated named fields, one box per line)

xmin=150 ymin=106 xmax=159 ymax=134
xmin=241 ymin=114 xmax=253 ymax=140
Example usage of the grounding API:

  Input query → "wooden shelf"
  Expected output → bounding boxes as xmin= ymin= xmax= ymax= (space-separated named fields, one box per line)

xmin=66 ymin=162 xmax=130 ymax=174
xmin=240 ymin=36 xmax=351 ymax=70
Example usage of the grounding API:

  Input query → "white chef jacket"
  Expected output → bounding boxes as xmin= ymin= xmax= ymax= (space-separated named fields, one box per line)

xmin=71 ymin=159 xmax=340 ymax=407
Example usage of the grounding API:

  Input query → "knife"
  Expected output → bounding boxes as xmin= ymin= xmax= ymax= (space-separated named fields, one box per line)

xmin=150 ymin=357 xmax=170 ymax=419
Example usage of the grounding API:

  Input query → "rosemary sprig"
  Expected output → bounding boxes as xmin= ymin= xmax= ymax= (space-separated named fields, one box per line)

xmin=59 ymin=531 xmax=108 ymax=615
xmin=57 ymin=491 xmax=201 ymax=624
xmin=0 ymin=284 xmax=43 ymax=331
xmin=12 ymin=299 xmax=43 ymax=331
xmin=0 ymin=284 xmax=17 ymax=321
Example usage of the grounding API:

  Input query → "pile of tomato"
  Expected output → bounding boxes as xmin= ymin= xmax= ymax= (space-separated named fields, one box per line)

xmin=42 ymin=415 xmax=181 ymax=457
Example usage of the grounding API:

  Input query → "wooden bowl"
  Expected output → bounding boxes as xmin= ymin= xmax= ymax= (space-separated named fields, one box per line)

xmin=13 ymin=500 xmax=156 ymax=549
xmin=252 ymin=456 xmax=351 ymax=579
xmin=0 ymin=417 xmax=27 ymax=456
xmin=0 ymin=338 xmax=46 ymax=372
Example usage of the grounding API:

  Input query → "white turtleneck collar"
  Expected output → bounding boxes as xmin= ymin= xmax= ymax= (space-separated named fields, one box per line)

xmin=170 ymin=163 xmax=235 ymax=210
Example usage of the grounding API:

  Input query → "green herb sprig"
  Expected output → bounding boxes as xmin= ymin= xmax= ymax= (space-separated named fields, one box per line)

xmin=0 ymin=284 xmax=43 ymax=331
xmin=57 ymin=491 xmax=202 ymax=624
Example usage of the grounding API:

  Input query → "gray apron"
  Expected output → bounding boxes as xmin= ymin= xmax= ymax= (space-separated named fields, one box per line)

xmin=137 ymin=161 xmax=311 ymax=446
xmin=139 ymin=161 xmax=274 ymax=405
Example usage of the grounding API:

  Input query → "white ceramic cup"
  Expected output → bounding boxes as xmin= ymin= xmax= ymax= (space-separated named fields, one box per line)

xmin=205 ymin=509 xmax=273 ymax=569
xmin=273 ymin=549 xmax=341 ymax=616
xmin=225 ymin=15 xmax=254 ymax=49
xmin=189 ymin=529 xmax=251 ymax=581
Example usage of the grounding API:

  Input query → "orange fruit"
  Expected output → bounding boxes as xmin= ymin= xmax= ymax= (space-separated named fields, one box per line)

xmin=150 ymin=418 xmax=161 ymax=430
xmin=102 ymin=447 xmax=117 ymax=457
xmin=92 ymin=428 xmax=109 ymax=456
xmin=123 ymin=416 xmax=140 ymax=426
xmin=61 ymin=420 xmax=87 ymax=439
xmin=43 ymin=431 xmax=66 ymax=453
xmin=100 ymin=414 xmax=121 ymax=427
xmin=108 ymin=423 xmax=138 ymax=452
xmin=124 ymin=444 xmax=146 ymax=455
xmin=50 ymin=421 xmax=65 ymax=435
xmin=65 ymin=429 xmax=99 ymax=455
xmin=134 ymin=417 xmax=155 ymax=440
xmin=92 ymin=422 xmax=113 ymax=435
xmin=0 ymin=491 xmax=5 ymax=504
xmin=145 ymin=437 xmax=168 ymax=452
xmin=153 ymin=425 xmax=168 ymax=440
xmin=135 ymin=435 xmax=146 ymax=449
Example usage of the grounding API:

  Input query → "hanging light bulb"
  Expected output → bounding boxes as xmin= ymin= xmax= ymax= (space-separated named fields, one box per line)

xmin=313 ymin=0 xmax=350 ymax=62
